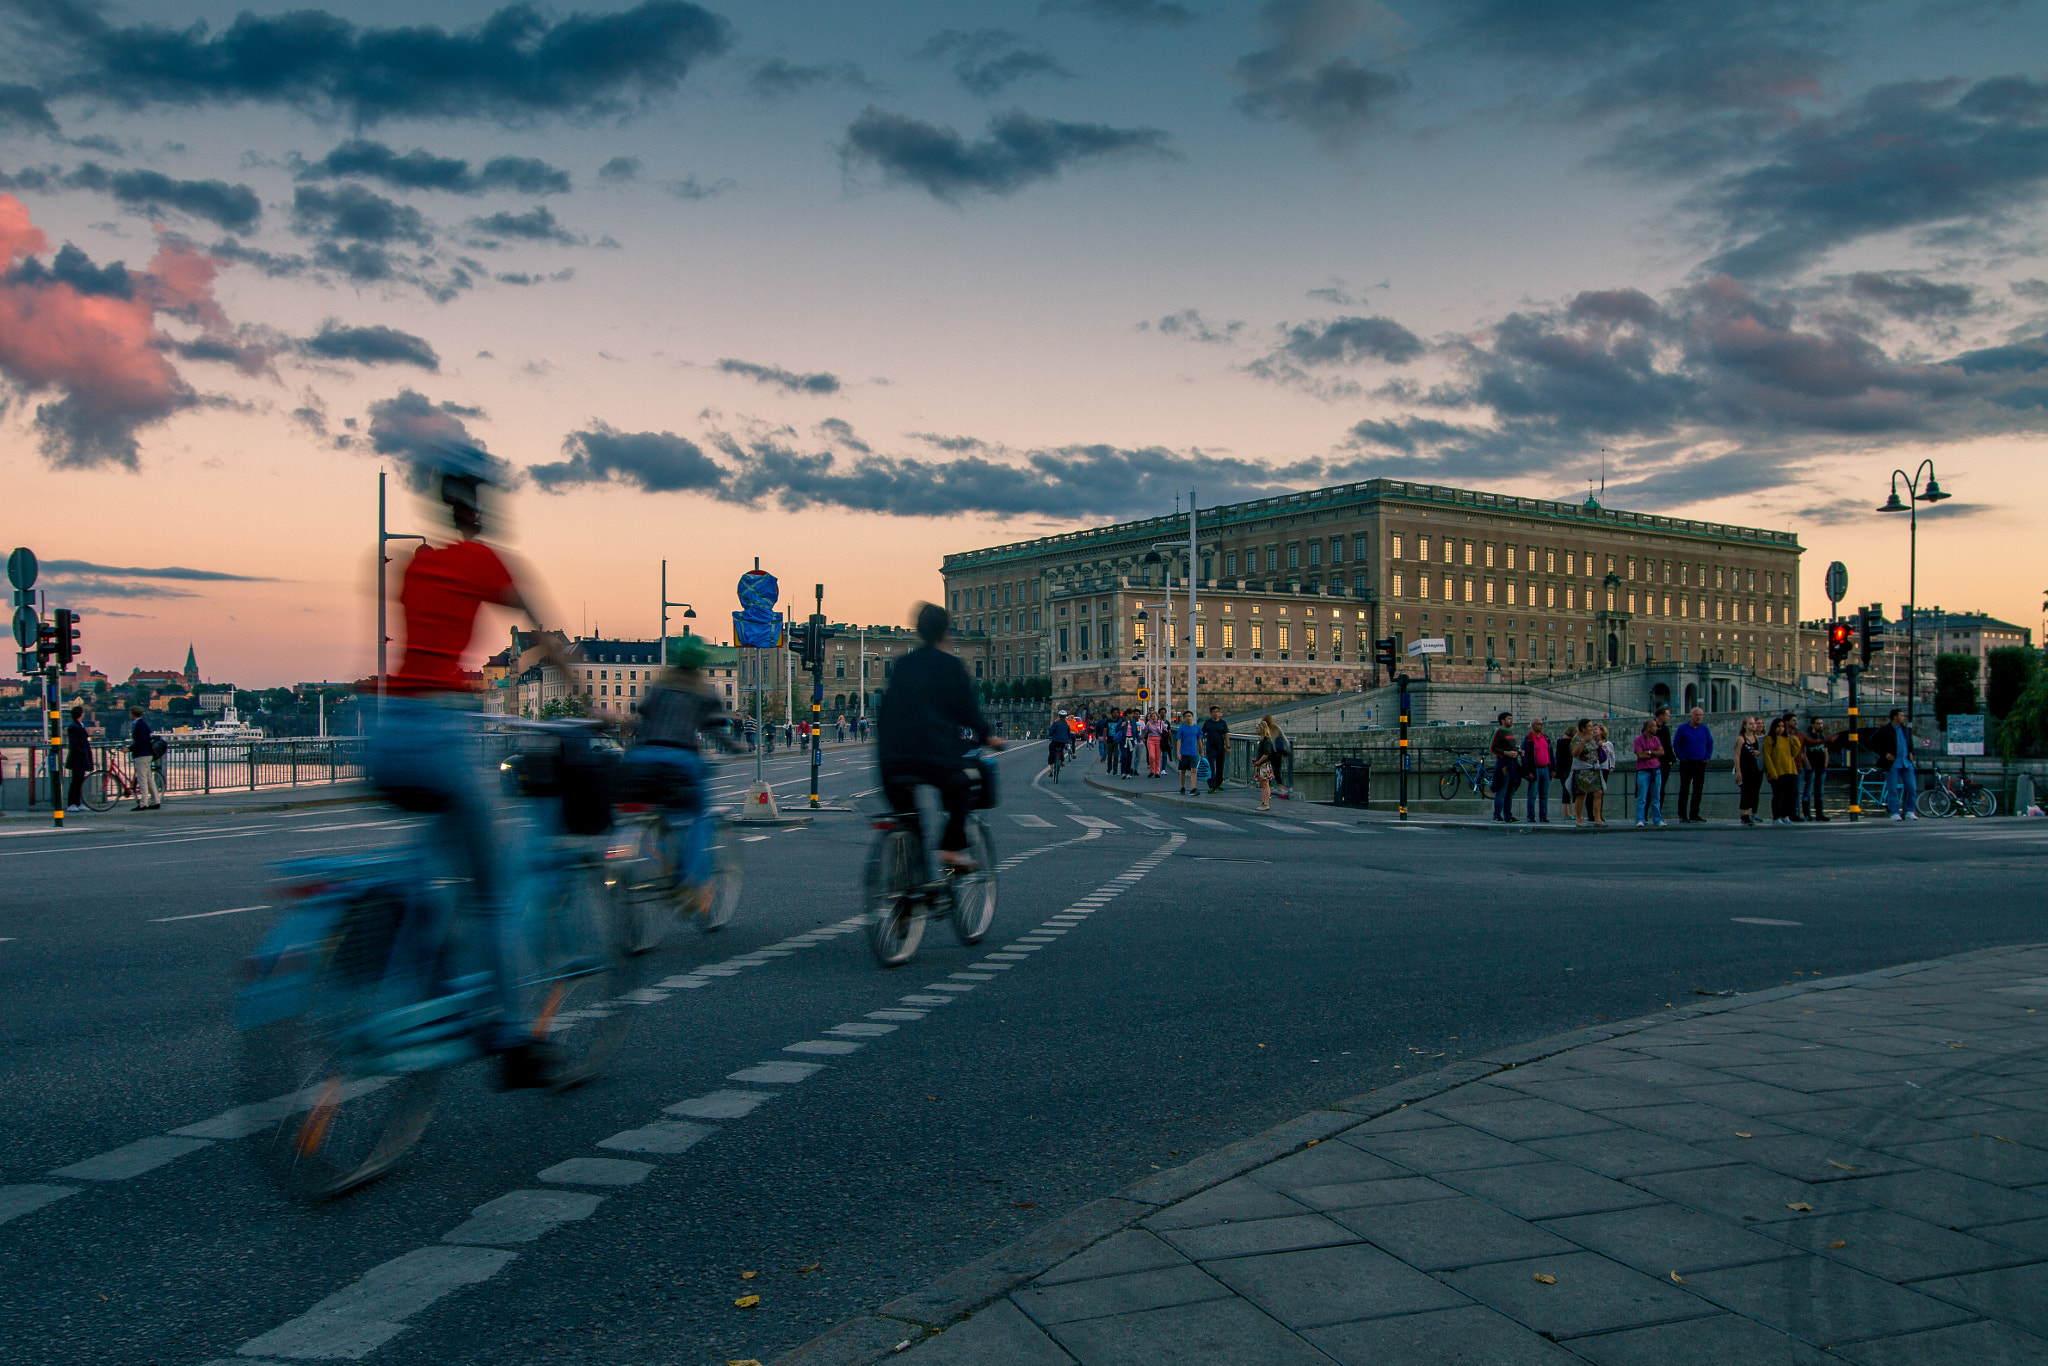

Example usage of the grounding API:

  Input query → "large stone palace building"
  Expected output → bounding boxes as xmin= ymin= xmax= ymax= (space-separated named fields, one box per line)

xmin=942 ymin=478 xmax=1807 ymax=715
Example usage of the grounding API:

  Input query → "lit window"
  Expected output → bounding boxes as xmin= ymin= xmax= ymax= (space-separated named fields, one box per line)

xmin=1393 ymin=571 xmax=1405 ymax=596
xmin=1391 ymin=533 xmax=1404 ymax=559
xmin=1250 ymin=625 xmax=1263 ymax=650
xmin=1485 ymin=543 xmax=1496 ymax=567
xmin=1222 ymin=623 xmax=1235 ymax=649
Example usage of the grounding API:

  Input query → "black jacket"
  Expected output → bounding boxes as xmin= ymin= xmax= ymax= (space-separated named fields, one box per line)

xmin=1200 ymin=716 xmax=1230 ymax=753
xmin=130 ymin=717 xmax=155 ymax=758
xmin=65 ymin=719 xmax=93 ymax=771
xmin=876 ymin=645 xmax=990 ymax=769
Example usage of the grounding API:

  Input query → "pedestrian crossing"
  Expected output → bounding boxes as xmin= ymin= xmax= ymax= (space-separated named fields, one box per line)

xmin=1008 ymin=811 xmax=1365 ymax=838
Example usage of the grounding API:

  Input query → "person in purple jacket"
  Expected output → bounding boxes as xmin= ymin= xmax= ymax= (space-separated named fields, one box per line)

xmin=1672 ymin=706 xmax=1714 ymax=822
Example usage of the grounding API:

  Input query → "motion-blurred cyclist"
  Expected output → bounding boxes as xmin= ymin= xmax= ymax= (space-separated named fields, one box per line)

xmin=621 ymin=637 xmax=745 ymax=915
xmin=875 ymin=603 xmax=1004 ymax=873
xmin=372 ymin=440 xmax=566 ymax=1090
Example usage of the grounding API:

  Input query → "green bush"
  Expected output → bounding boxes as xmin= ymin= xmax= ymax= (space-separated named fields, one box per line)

xmin=1933 ymin=652 xmax=1980 ymax=727
xmin=1986 ymin=647 xmax=2038 ymax=719
xmin=1999 ymin=671 xmax=2048 ymax=759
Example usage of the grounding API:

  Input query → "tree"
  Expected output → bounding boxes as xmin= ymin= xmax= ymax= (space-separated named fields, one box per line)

xmin=1999 ymin=672 xmax=2048 ymax=759
xmin=1933 ymin=653 xmax=1980 ymax=727
xmin=1985 ymin=647 xmax=2038 ymax=719
xmin=540 ymin=695 xmax=589 ymax=719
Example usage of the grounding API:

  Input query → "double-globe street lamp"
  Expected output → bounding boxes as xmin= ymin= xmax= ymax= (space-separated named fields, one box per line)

xmin=1875 ymin=460 xmax=1951 ymax=724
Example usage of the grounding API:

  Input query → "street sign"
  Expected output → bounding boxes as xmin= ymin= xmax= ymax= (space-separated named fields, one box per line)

xmin=1138 ymin=687 xmax=1150 ymax=703
xmin=1406 ymin=637 xmax=1447 ymax=657
xmin=11 ymin=605 xmax=37 ymax=650
xmin=1947 ymin=713 xmax=1985 ymax=756
xmin=1825 ymin=560 xmax=1847 ymax=605
xmin=6 ymin=547 xmax=35 ymax=591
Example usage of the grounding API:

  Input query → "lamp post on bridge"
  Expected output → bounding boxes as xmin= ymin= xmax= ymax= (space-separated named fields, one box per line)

xmin=1875 ymin=460 xmax=1951 ymax=724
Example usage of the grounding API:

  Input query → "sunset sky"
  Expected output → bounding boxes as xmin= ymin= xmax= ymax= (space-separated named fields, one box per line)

xmin=1 ymin=0 xmax=2043 ymax=687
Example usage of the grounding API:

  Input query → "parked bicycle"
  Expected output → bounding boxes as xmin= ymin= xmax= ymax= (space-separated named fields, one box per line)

xmin=1437 ymin=751 xmax=1494 ymax=801
xmin=609 ymin=801 xmax=743 ymax=951
xmin=74 ymin=753 xmax=146 ymax=811
xmin=862 ymin=755 xmax=998 ymax=967
xmin=1917 ymin=767 xmax=1997 ymax=818
xmin=235 ymin=719 xmax=640 ymax=1199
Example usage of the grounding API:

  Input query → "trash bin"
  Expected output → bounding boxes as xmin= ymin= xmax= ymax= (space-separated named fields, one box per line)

xmin=1334 ymin=758 xmax=1371 ymax=808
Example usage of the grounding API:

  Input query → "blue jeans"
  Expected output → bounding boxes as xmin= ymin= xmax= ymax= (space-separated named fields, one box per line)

xmin=1493 ymin=757 xmax=1520 ymax=818
xmin=1525 ymin=769 xmax=1548 ymax=820
xmin=1636 ymin=768 xmax=1663 ymax=824
xmin=1885 ymin=763 xmax=1917 ymax=816
xmin=370 ymin=697 xmax=526 ymax=1049
xmin=624 ymin=747 xmax=710 ymax=883
xmin=1799 ymin=766 xmax=1823 ymax=814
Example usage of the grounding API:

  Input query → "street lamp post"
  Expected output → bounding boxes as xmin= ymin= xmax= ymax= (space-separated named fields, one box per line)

xmin=1875 ymin=460 xmax=1951 ymax=724
xmin=657 ymin=558 xmax=696 ymax=668
xmin=375 ymin=470 xmax=426 ymax=710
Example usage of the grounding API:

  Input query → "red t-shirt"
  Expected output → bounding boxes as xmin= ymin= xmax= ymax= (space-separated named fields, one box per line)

xmin=389 ymin=539 xmax=517 ymax=695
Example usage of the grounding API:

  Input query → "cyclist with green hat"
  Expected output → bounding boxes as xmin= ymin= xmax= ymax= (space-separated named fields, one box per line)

xmin=623 ymin=636 xmax=742 ymax=917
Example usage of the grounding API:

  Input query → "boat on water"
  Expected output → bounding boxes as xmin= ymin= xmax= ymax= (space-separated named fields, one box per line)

xmin=180 ymin=703 xmax=265 ymax=749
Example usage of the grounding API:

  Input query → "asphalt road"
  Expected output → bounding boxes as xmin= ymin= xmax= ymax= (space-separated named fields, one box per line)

xmin=2 ymin=744 xmax=2045 ymax=1365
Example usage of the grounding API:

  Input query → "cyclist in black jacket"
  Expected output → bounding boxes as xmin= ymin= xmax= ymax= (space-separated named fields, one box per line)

xmin=876 ymin=604 xmax=1004 ymax=871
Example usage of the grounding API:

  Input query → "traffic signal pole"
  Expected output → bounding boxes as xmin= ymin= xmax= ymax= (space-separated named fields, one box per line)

xmin=808 ymin=583 xmax=825 ymax=810
xmin=1396 ymin=672 xmax=1411 ymax=820
xmin=1846 ymin=664 xmax=1861 ymax=821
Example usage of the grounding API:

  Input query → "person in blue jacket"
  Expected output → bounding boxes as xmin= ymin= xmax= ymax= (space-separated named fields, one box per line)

xmin=1672 ymin=706 xmax=1715 ymax=822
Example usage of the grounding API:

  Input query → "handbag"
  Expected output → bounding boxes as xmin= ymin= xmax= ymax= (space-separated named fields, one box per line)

xmin=1195 ymin=756 xmax=1211 ymax=782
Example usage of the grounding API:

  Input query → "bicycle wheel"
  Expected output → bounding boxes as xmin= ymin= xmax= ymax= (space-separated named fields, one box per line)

xmin=698 ymin=818 xmax=742 ymax=933
xmin=1476 ymin=768 xmax=1492 ymax=798
xmin=611 ymin=818 xmax=671 ymax=955
xmin=78 ymin=768 xmax=114 ymax=812
xmin=864 ymin=828 xmax=925 ymax=967
xmin=1964 ymin=788 xmax=1997 ymax=818
xmin=950 ymin=819 xmax=998 ymax=945
xmin=1915 ymin=787 xmax=1951 ymax=818
xmin=526 ymin=855 xmax=640 ymax=1090
xmin=238 ymin=887 xmax=445 ymax=1200
xmin=1437 ymin=768 xmax=1459 ymax=800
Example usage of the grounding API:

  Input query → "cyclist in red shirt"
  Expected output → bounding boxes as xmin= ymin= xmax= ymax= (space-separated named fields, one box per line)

xmin=373 ymin=440 xmax=566 ymax=1089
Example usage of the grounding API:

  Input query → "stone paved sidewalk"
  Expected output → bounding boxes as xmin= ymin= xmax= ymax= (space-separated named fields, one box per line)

xmin=780 ymin=944 xmax=2048 ymax=1365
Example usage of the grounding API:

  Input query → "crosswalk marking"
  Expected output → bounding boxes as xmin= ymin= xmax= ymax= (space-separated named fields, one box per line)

xmin=1185 ymin=817 xmax=1242 ymax=831
xmin=1254 ymin=821 xmax=1312 ymax=834
xmin=1010 ymin=814 xmax=1054 ymax=828
xmin=1309 ymin=820 xmax=1362 ymax=831
xmin=1070 ymin=816 xmax=1120 ymax=829
xmin=1128 ymin=815 xmax=1177 ymax=830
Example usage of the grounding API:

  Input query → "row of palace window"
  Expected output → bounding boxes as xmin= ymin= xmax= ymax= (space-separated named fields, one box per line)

xmin=954 ymin=581 xmax=1042 ymax=613
xmin=1387 ymin=534 xmax=1789 ymax=594
xmin=1219 ymin=536 xmax=1367 ymax=577
xmin=1387 ymin=574 xmax=1789 ymax=623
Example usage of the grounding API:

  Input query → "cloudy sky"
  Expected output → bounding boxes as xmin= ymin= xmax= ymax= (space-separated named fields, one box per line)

xmin=1 ymin=0 xmax=2042 ymax=686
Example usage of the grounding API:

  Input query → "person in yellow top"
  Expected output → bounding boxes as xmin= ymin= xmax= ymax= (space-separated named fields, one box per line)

xmin=1762 ymin=716 xmax=1805 ymax=826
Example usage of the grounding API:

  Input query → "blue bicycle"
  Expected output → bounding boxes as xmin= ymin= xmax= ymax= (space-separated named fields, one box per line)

xmin=235 ymin=720 xmax=641 ymax=1199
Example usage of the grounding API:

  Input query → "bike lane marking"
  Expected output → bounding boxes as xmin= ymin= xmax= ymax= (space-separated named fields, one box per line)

xmin=211 ymin=832 xmax=1185 ymax=1364
xmin=151 ymin=903 xmax=269 ymax=923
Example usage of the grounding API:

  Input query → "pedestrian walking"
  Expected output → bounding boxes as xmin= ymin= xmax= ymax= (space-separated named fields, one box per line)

xmin=1877 ymin=707 xmax=1918 ymax=819
xmin=1632 ymin=717 xmax=1664 ymax=827
xmin=1201 ymin=704 xmax=1229 ymax=792
xmin=1175 ymin=710 xmax=1201 ymax=794
xmin=129 ymin=705 xmax=161 ymax=809
xmin=1521 ymin=719 xmax=1551 ymax=822
xmin=1673 ymin=706 xmax=1713 ymax=822
xmin=1764 ymin=716 xmax=1803 ymax=825
xmin=1145 ymin=711 xmax=1164 ymax=778
xmin=1592 ymin=723 xmax=1614 ymax=825
xmin=1490 ymin=711 xmax=1520 ymax=823
xmin=1254 ymin=715 xmax=1282 ymax=812
xmin=64 ymin=705 xmax=92 ymax=811
xmin=1735 ymin=716 xmax=1766 ymax=826
xmin=1568 ymin=719 xmax=1600 ymax=827
xmin=1801 ymin=716 xmax=1831 ymax=820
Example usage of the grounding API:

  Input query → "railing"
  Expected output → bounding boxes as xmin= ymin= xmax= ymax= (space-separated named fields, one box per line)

xmin=3 ymin=738 xmax=371 ymax=808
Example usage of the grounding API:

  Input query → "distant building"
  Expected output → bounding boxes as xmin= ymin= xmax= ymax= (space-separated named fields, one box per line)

xmin=735 ymin=623 xmax=976 ymax=722
xmin=183 ymin=643 xmax=199 ymax=686
xmin=1892 ymin=609 xmax=2033 ymax=701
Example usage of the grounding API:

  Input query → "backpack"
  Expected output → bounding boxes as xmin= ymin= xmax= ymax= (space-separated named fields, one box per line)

xmin=149 ymin=734 xmax=168 ymax=760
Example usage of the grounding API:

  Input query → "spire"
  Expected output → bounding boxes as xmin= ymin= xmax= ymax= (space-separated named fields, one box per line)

xmin=184 ymin=643 xmax=198 ymax=685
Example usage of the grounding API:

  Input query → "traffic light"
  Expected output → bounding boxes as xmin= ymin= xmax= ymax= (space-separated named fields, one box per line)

xmin=1374 ymin=636 xmax=1399 ymax=674
xmin=800 ymin=614 xmax=826 ymax=670
xmin=34 ymin=617 xmax=56 ymax=667
xmin=1827 ymin=621 xmax=1851 ymax=669
xmin=53 ymin=608 xmax=78 ymax=667
xmin=1859 ymin=603 xmax=1887 ymax=666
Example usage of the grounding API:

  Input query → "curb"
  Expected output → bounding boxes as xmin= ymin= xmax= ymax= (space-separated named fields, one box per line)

xmin=769 ymin=938 xmax=2048 ymax=1365
xmin=0 ymin=787 xmax=378 ymax=832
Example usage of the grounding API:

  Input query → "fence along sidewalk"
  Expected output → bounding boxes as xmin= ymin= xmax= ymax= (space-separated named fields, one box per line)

xmin=3 ymin=737 xmax=370 ymax=810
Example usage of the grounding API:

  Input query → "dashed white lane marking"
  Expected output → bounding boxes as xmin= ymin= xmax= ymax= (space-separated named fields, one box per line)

xmin=236 ymin=1245 xmax=517 ymax=1361
xmin=729 ymin=1060 xmax=824 ymax=1084
xmin=0 ymin=1184 xmax=78 ymax=1226
xmin=900 ymin=995 xmax=954 ymax=1006
xmin=785 ymin=1038 xmax=862 ymax=1055
xmin=665 ymin=1090 xmax=777 ymax=1120
xmin=49 ymin=1135 xmax=212 ymax=1181
xmin=826 ymin=1022 xmax=897 ymax=1038
xmin=538 ymin=1158 xmax=649 ymax=1186
xmin=443 ymin=1190 xmax=603 ymax=1245
xmin=150 ymin=904 xmax=270 ymax=923
xmin=739 ymin=834 xmax=772 ymax=843
xmin=1070 ymin=815 xmax=1120 ymax=829
xmin=1732 ymin=917 xmax=1804 ymax=927
xmin=1010 ymin=814 xmax=1054 ymax=828
xmin=597 ymin=1121 xmax=716 ymax=1154
xmin=1184 ymin=817 xmax=1243 ymax=831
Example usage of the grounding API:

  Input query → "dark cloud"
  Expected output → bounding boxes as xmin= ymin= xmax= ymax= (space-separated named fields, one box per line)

xmin=42 ymin=559 xmax=272 ymax=581
xmin=467 ymin=206 xmax=580 ymax=245
xmin=597 ymin=156 xmax=642 ymax=183
xmin=664 ymin=174 xmax=736 ymax=200
xmin=841 ymin=106 xmax=1172 ymax=201
xmin=1232 ymin=0 xmax=1407 ymax=151
xmin=302 ymin=322 xmax=440 ymax=370
xmin=291 ymin=184 xmax=432 ymax=245
xmin=1273 ymin=314 xmax=1424 ymax=365
xmin=298 ymin=140 xmax=571 ymax=195
xmin=716 ymin=358 xmax=840 ymax=394
xmin=1339 ymin=277 xmax=2048 ymax=504
xmin=530 ymin=422 xmax=725 ymax=492
xmin=33 ymin=575 xmax=195 ymax=600
xmin=908 ymin=431 xmax=989 ymax=452
xmin=61 ymin=163 xmax=261 ymax=232
xmin=746 ymin=58 xmax=871 ymax=100
xmin=1692 ymin=76 xmax=2048 ymax=277
xmin=1142 ymin=308 xmax=1242 ymax=344
xmin=17 ymin=0 xmax=734 ymax=124
xmin=816 ymin=416 xmax=870 ymax=452
xmin=919 ymin=30 xmax=1072 ymax=98
xmin=1040 ymin=0 xmax=1197 ymax=27
xmin=0 ymin=83 xmax=60 ymax=136
xmin=1847 ymin=272 xmax=1977 ymax=321
xmin=4 ymin=241 xmax=131 ymax=297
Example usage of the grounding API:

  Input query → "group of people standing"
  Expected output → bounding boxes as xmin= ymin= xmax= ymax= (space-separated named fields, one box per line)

xmin=1086 ymin=706 xmax=1230 ymax=791
xmin=1488 ymin=704 xmax=1878 ymax=828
